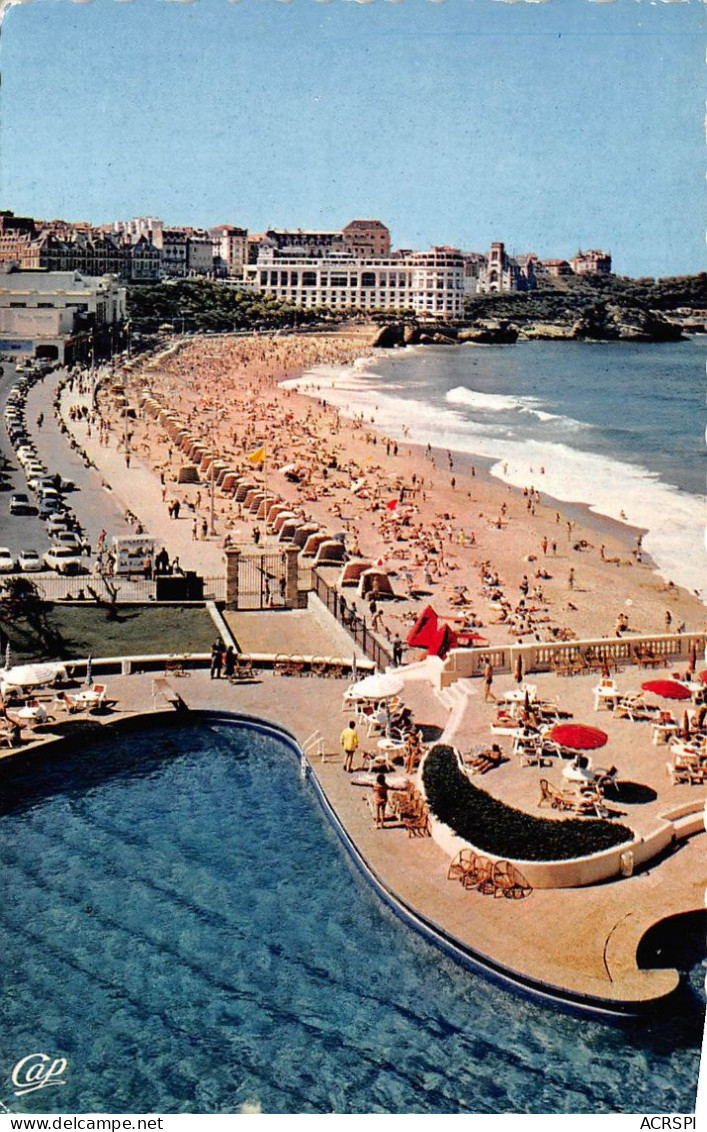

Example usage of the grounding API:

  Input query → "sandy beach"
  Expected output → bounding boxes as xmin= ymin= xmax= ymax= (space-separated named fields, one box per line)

xmin=97 ymin=328 xmax=705 ymax=653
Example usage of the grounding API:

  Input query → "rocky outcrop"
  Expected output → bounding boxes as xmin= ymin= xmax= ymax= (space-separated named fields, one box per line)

xmin=520 ymin=322 xmax=575 ymax=340
xmin=570 ymin=303 xmax=685 ymax=342
xmin=371 ymin=323 xmax=406 ymax=349
xmin=371 ymin=322 xmax=459 ymax=348
xmin=458 ymin=321 xmax=519 ymax=345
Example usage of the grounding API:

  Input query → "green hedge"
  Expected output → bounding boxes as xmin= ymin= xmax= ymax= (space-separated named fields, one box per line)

xmin=422 ymin=745 xmax=633 ymax=861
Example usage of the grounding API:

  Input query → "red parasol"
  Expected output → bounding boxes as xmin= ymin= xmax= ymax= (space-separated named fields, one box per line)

xmin=548 ymin=723 xmax=608 ymax=750
xmin=641 ymin=679 xmax=691 ymax=700
xmin=699 ymin=671 xmax=707 ymax=685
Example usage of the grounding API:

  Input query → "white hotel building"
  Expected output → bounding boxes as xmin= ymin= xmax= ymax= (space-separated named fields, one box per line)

xmin=242 ymin=246 xmax=465 ymax=318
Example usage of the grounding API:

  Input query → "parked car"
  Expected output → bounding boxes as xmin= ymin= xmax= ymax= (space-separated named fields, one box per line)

xmin=46 ymin=515 xmax=72 ymax=536
xmin=18 ymin=549 xmax=42 ymax=572
xmin=43 ymin=546 xmax=83 ymax=575
xmin=53 ymin=531 xmax=84 ymax=553
xmin=38 ymin=486 xmax=61 ymax=505
xmin=29 ymin=473 xmax=55 ymax=492
xmin=38 ymin=498 xmax=63 ymax=520
xmin=0 ymin=548 xmax=16 ymax=573
xmin=9 ymin=492 xmax=33 ymax=515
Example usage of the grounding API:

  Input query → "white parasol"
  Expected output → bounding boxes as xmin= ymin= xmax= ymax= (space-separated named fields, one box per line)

xmin=347 ymin=672 xmax=404 ymax=700
xmin=0 ymin=662 xmax=68 ymax=692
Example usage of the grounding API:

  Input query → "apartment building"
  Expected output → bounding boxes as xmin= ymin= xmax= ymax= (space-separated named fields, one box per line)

xmin=0 ymin=268 xmax=126 ymax=362
xmin=210 ymin=225 xmax=248 ymax=277
xmin=570 ymin=249 xmax=612 ymax=275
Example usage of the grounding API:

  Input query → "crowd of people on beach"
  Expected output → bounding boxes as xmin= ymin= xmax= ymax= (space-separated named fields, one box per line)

xmin=56 ymin=330 xmax=705 ymax=652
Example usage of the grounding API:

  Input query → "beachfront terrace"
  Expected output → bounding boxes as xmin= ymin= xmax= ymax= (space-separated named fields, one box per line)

xmin=1 ymin=659 xmax=701 ymax=1014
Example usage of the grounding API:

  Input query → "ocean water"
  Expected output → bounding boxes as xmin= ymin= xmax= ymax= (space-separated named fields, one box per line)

xmin=284 ymin=338 xmax=706 ymax=601
xmin=0 ymin=723 xmax=702 ymax=1115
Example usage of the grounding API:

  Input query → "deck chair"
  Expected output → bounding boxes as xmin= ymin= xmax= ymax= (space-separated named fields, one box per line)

xmin=617 ymin=695 xmax=655 ymax=722
xmin=401 ymin=801 xmax=431 ymax=838
xmin=666 ymin=761 xmax=692 ymax=785
xmin=491 ymin=860 xmax=533 ymax=899
xmin=90 ymin=683 xmax=107 ymax=711
xmin=230 ymin=654 xmax=254 ymax=681
xmin=448 ymin=848 xmax=478 ymax=883
xmin=468 ymin=856 xmax=497 ymax=895
xmin=594 ymin=766 xmax=619 ymax=793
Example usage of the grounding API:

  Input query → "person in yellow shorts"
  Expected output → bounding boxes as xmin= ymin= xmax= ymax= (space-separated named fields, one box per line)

xmin=340 ymin=720 xmax=359 ymax=773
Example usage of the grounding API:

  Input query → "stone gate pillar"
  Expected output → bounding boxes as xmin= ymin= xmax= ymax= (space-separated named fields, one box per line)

xmin=224 ymin=548 xmax=240 ymax=610
xmin=285 ymin=546 xmax=299 ymax=609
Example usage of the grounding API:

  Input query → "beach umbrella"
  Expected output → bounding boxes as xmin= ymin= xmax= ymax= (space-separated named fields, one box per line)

xmin=601 ymin=657 xmax=611 ymax=680
xmin=514 ymin=655 xmax=523 ymax=685
xmin=687 ymin=641 xmax=697 ymax=675
xmin=548 ymin=723 xmax=608 ymax=750
xmin=351 ymin=654 xmax=358 ymax=682
xmin=84 ymin=654 xmax=93 ymax=688
xmin=681 ymin=710 xmax=691 ymax=740
xmin=348 ymin=672 xmax=404 ymax=700
xmin=699 ymin=670 xmax=707 ymax=685
xmin=641 ymin=679 xmax=691 ymax=701
xmin=4 ymin=643 xmax=10 ymax=671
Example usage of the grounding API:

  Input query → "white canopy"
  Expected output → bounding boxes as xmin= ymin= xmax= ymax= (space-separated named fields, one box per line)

xmin=347 ymin=672 xmax=404 ymax=700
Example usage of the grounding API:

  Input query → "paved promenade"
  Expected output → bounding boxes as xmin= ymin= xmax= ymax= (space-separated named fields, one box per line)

xmin=53 ymin=370 xmax=226 ymax=576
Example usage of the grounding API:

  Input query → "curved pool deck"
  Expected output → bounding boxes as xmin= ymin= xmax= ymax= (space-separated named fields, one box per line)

xmin=2 ymin=668 xmax=705 ymax=1020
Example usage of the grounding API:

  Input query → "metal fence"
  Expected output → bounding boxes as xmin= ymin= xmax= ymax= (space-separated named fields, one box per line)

xmin=1 ymin=572 xmax=225 ymax=604
xmin=235 ymin=551 xmax=288 ymax=610
xmin=311 ymin=569 xmax=393 ymax=670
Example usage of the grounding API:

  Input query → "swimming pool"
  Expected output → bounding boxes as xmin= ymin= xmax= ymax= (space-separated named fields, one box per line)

xmin=0 ymin=720 xmax=701 ymax=1114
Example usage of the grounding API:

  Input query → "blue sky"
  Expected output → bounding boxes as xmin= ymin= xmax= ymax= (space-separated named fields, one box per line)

xmin=0 ymin=0 xmax=703 ymax=277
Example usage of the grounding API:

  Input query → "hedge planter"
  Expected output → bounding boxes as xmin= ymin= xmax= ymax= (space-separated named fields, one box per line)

xmin=422 ymin=744 xmax=633 ymax=862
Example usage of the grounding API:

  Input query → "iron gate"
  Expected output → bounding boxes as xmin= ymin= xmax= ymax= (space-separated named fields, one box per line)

xmin=236 ymin=550 xmax=288 ymax=610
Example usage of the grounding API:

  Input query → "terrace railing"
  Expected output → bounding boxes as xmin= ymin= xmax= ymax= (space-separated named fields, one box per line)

xmin=440 ymin=632 xmax=706 ymax=688
xmin=311 ymin=569 xmax=393 ymax=671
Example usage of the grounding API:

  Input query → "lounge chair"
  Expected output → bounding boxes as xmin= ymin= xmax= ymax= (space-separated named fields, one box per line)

xmin=164 ymin=658 xmax=190 ymax=677
xmin=633 ymin=647 xmax=661 ymax=669
xmin=615 ymin=695 xmax=651 ymax=722
xmin=570 ymin=790 xmax=610 ymax=818
xmin=537 ymin=778 xmax=577 ymax=812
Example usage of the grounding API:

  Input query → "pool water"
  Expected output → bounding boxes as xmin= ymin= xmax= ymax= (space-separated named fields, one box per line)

xmin=0 ymin=722 xmax=701 ymax=1114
